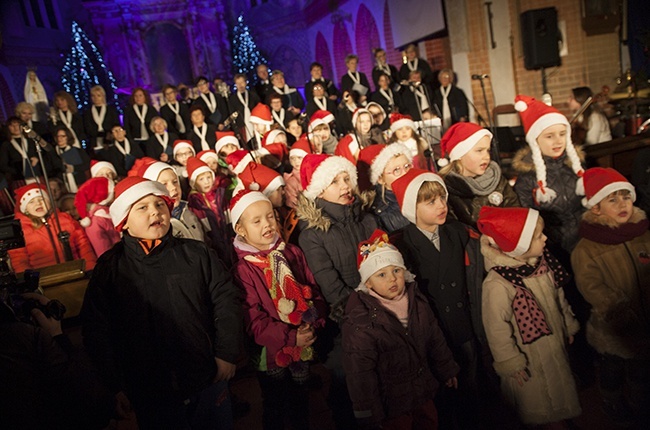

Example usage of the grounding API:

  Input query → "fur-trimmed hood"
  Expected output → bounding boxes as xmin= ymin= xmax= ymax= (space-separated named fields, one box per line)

xmin=581 ymin=205 xmax=646 ymax=228
xmin=295 ymin=191 xmax=374 ymax=232
xmin=512 ymin=145 xmax=585 ymax=174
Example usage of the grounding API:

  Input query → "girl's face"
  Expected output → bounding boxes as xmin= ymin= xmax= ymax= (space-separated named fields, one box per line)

xmin=175 ymin=148 xmax=194 ymax=166
xmin=289 ymin=155 xmax=304 ymax=171
xmin=133 ymin=90 xmax=146 ymax=105
xmin=378 ymin=154 xmax=412 ymax=190
xmin=267 ymin=186 xmax=285 ymax=208
xmin=235 ymin=200 xmax=277 ymax=251
xmin=378 ymin=75 xmax=390 ymax=90
xmin=55 ymin=96 xmax=68 ymax=111
xmin=365 ymin=265 xmax=406 ymax=300
xmin=8 ymin=121 xmax=22 ymax=137
xmin=319 ymin=172 xmax=353 ymax=205
xmin=218 ymin=143 xmax=238 ymax=159
xmin=356 ymin=112 xmax=372 ymax=135
xmin=536 ymin=124 xmax=567 ymax=158
xmin=460 ymin=135 xmax=491 ymax=178
xmin=25 ymin=195 xmax=50 ymax=218
xmin=287 ymin=120 xmax=302 ymax=138
xmin=124 ymin=195 xmax=171 ymax=240
xmin=204 ymin=157 xmax=219 ymax=173
xmin=157 ymin=168 xmax=181 ymax=206
xmin=567 ymin=94 xmax=581 ymax=111
xmin=415 ymin=193 xmax=448 ymax=231
xmin=314 ymin=125 xmax=331 ymax=142
xmin=194 ymin=172 xmax=214 ymax=193
xmin=592 ymin=191 xmax=634 ymax=226
xmin=395 ymin=126 xmax=413 ymax=142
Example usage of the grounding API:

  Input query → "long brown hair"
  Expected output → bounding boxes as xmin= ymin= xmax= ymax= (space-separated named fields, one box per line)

xmin=128 ymin=87 xmax=152 ymax=106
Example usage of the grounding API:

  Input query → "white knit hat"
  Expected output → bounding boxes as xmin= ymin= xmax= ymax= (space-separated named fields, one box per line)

xmin=357 ymin=229 xmax=408 ymax=288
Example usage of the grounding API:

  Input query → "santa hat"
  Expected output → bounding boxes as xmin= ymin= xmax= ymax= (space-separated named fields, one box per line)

xmin=300 ymin=154 xmax=358 ymax=200
xmin=438 ymin=123 xmax=492 ymax=167
xmin=352 ymin=108 xmax=371 ymax=127
xmin=229 ymin=189 xmax=270 ymax=228
xmin=198 ymin=150 xmax=220 ymax=165
xmin=215 ymin=132 xmax=240 ymax=154
xmin=109 ymin=176 xmax=172 ymax=231
xmin=514 ymin=94 xmax=584 ymax=203
xmin=15 ymin=183 xmax=48 ymax=214
xmin=74 ymin=177 xmax=115 ymax=227
xmin=172 ymin=139 xmax=195 ymax=157
xmin=334 ymin=134 xmax=359 ymax=164
xmin=250 ymin=103 xmax=273 ymax=125
xmin=90 ymin=160 xmax=117 ymax=178
xmin=289 ymin=135 xmax=313 ymax=158
xmin=581 ymin=167 xmax=636 ymax=209
xmin=357 ymin=229 xmax=407 ymax=288
xmin=139 ymin=160 xmax=176 ymax=182
xmin=226 ymin=149 xmax=255 ymax=175
xmin=390 ymin=113 xmax=416 ymax=133
xmin=308 ymin=110 xmax=335 ymax=132
xmin=238 ymin=162 xmax=285 ymax=196
xmin=261 ymin=129 xmax=286 ymax=147
xmin=369 ymin=143 xmax=413 ymax=185
xmin=186 ymin=157 xmax=215 ymax=187
xmin=391 ymin=168 xmax=447 ymax=224
xmin=357 ymin=144 xmax=386 ymax=191
xmin=366 ymin=102 xmax=386 ymax=120
xmin=477 ymin=207 xmax=540 ymax=257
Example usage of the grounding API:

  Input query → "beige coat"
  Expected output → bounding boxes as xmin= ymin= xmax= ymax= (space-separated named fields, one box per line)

xmin=481 ymin=236 xmax=581 ymax=425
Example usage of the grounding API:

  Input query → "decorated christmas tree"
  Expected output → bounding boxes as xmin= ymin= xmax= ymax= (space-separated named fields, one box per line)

xmin=231 ymin=14 xmax=269 ymax=81
xmin=61 ymin=21 xmax=120 ymax=112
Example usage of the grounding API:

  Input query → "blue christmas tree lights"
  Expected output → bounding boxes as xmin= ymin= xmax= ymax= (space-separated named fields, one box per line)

xmin=232 ymin=15 xmax=269 ymax=81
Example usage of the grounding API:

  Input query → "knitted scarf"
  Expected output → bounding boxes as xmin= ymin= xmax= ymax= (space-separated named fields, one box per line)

xmin=491 ymin=249 xmax=570 ymax=344
xmin=451 ymin=161 xmax=502 ymax=196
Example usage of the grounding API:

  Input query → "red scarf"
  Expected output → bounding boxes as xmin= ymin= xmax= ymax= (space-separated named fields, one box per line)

xmin=579 ymin=217 xmax=649 ymax=245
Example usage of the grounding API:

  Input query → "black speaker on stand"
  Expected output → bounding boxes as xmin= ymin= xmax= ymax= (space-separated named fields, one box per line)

xmin=521 ymin=7 xmax=561 ymax=101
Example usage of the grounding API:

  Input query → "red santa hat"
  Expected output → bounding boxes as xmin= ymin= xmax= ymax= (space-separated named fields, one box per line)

xmin=74 ymin=177 xmax=115 ymax=227
xmin=300 ymin=154 xmax=358 ymax=200
xmin=139 ymin=159 xmax=176 ymax=182
xmin=357 ymin=144 xmax=386 ymax=191
xmin=438 ymin=122 xmax=492 ymax=167
xmin=186 ymin=156 xmax=215 ymax=188
xmin=352 ymin=108 xmax=371 ymax=127
xmin=391 ymin=168 xmax=447 ymax=224
xmin=369 ymin=143 xmax=413 ymax=185
xmin=226 ymin=149 xmax=255 ymax=175
xmin=215 ymin=132 xmax=240 ymax=155
xmin=581 ymin=167 xmax=636 ymax=209
xmin=238 ymin=162 xmax=285 ymax=196
xmin=389 ymin=113 xmax=416 ymax=133
xmin=334 ymin=134 xmax=359 ymax=164
xmin=250 ymin=103 xmax=273 ymax=125
xmin=308 ymin=110 xmax=335 ymax=132
xmin=109 ymin=176 xmax=173 ymax=231
xmin=289 ymin=135 xmax=313 ymax=158
xmin=514 ymin=94 xmax=584 ymax=203
xmin=90 ymin=160 xmax=117 ymax=178
xmin=15 ymin=183 xmax=49 ymax=214
xmin=477 ymin=206 xmax=540 ymax=257
xmin=198 ymin=150 xmax=220 ymax=165
xmin=261 ymin=129 xmax=287 ymax=147
xmin=357 ymin=229 xmax=409 ymax=288
xmin=172 ymin=139 xmax=195 ymax=158
xmin=228 ymin=189 xmax=271 ymax=228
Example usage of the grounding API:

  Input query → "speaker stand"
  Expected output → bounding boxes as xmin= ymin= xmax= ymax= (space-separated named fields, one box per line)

xmin=540 ymin=67 xmax=553 ymax=105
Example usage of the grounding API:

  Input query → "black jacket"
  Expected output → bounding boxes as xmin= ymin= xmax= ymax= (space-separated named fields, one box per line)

xmin=305 ymin=97 xmax=337 ymax=119
xmin=159 ymin=102 xmax=191 ymax=138
xmin=340 ymin=71 xmax=371 ymax=96
xmin=189 ymin=123 xmax=218 ymax=153
xmin=83 ymin=105 xmax=121 ymax=148
xmin=369 ymin=88 xmax=402 ymax=116
xmin=192 ymin=92 xmax=230 ymax=126
xmin=144 ymin=132 xmax=179 ymax=161
xmin=433 ymin=85 xmax=469 ymax=124
xmin=372 ymin=64 xmax=400 ymax=89
xmin=81 ymin=231 xmax=241 ymax=403
xmin=99 ymin=140 xmax=144 ymax=177
xmin=304 ymin=78 xmax=339 ymax=102
xmin=124 ymin=104 xmax=158 ymax=141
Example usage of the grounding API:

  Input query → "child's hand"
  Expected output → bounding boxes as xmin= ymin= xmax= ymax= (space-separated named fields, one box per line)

xmin=445 ymin=377 xmax=458 ymax=389
xmin=568 ymin=335 xmax=574 ymax=345
xmin=296 ymin=325 xmax=316 ymax=348
xmin=214 ymin=357 xmax=236 ymax=381
xmin=511 ymin=368 xmax=530 ymax=387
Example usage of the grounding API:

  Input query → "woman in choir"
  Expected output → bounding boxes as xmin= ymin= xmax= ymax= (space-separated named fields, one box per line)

xmin=145 ymin=116 xmax=178 ymax=162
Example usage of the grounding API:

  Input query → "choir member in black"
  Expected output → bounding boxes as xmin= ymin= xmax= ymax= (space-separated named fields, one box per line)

xmin=1 ymin=116 xmax=56 ymax=184
xmin=52 ymin=125 xmax=90 ymax=192
xmin=370 ymin=72 xmax=402 ymax=115
xmin=305 ymin=82 xmax=337 ymax=119
xmin=269 ymin=70 xmax=304 ymax=115
xmin=178 ymin=83 xmax=193 ymax=106
xmin=145 ymin=116 xmax=178 ymax=163
xmin=269 ymin=93 xmax=296 ymax=132
xmin=159 ymin=84 xmax=191 ymax=138
xmin=188 ymin=105 xmax=217 ymax=153
xmin=83 ymin=85 xmax=120 ymax=152
xmin=371 ymin=48 xmax=400 ymax=90
xmin=366 ymin=101 xmax=390 ymax=132
xmin=192 ymin=76 xmax=229 ymax=129
xmin=335 ymin=89 xmax=362 ymax=136
xmin=340 ymin=54 xmax=371 ymax=98
xmin=124 ymin=87 xmax=158 ymax=152
xmin=254 ymin=64 xmax=272 ymax=102
xmin=433 ymin=69 xmax=469 ymax=130
xmin=228 ymin=73 xmax=260 ymax=142
xmin=49 ymin=91 xmax=86 ymax=148
xmin=100 ymin=124 xmax=144 ymax=177
xmin=304 ymin=62 xmax=339 ymax=103
xmin=399 ymin=43 xmax=435 ymax=91
xmin=15 ymin=102 xmax=49 ymax=142
xmin=400 ymin=70 xmax=433 ymax=121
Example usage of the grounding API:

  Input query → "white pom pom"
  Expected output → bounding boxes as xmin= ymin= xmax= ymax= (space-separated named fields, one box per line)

xmin=575 ymin=176 xmax=585 ymax=196
xmin=249 ymin=182 xmax=260 ymax=191
xmin=437 ymin=158 xmax=449 ymax=167
xmin=536 ymin=187 xmax=557 ymax=203
xmin=80 ymin=217 xmax=91 ymax=228
xmin=515 ymin=100 xmax=528 ymax=112
xmin=181 ymin=169 xmax=188 ymax=178
xmin=581 ymin=197 xmax=590 ymax=208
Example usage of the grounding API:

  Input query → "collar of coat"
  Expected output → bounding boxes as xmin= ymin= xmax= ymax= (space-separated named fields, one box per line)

xmin=295 ymin=193 xmax=372 ymax=232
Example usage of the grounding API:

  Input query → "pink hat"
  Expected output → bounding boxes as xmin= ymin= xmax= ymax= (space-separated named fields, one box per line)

xmin=300 ymin=154 xmax=358 ymax=200
xmin=229 ymin=189 xmax=271 ymax=228
xmin=226 ymin=149 xmax=255 ymax=174
xmin=477 ymin=206 xmax=540 ymax=257
xmin=198 ymin=149 xmax=220 ymax=165
xmin=581 ymin=167 xmax=636 ymax=209
xmin=514 ymin=94 xmax=584 ymax=203
xmin=289 ymin=136 xmax=313 ymax=158
xmin=250 ymin=103 xmax=273 ymax=125
xmin=90 ymin=160 xmax=117 ymax=178
xmin=74 ymin=177 xmax=115 ymax=227
xmin=186 ymin=157 xmax=215 ymax=187
xmin=357 ymin=229 xmax=407 ymax=287
xmin=308 ymin=110 xmax=335 ymax=132
xmin=391 ymin=168 xmax=447 ymax=224
xmin=109 ymin=176 xmax=172 ymax=231
xmin=389 ymin=113 xmax=415 ymax=133
xmin=238 ymin=163 xmax=285 ymax=196
xmin=438 ymin=123 xmax=492 ymax=167
xmin=172 ymin=139 xmax=195 ymax=157
xmin=15 ymin=183 xmax=48 ymax=214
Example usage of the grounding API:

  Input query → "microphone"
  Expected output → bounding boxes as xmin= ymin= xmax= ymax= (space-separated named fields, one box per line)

xmin=472 ymin=74 xmax=489 ymax=80
xmin=408 ymin=81 xmax=421 ymax=87
xmin=21 ymin=123 xmax=45 ymax=147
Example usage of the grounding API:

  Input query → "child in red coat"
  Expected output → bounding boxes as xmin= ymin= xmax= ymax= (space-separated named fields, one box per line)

xmin=74 ymin=177 xmax=120 ymax=257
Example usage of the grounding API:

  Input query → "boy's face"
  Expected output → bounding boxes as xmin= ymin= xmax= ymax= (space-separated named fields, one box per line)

xmin=191 ymin=109 xmax=205 ymax=126
xmin=378 ymin=155 xmax=412 ymax=190
xmin=395 ymin=126 xmax=413 ymax=142
xmin=313 ymin=85 xmax=325 ymax=98
xmin=112 ymin=126 xmax=126 ymax=141
xmin=195 ymin=172 xmax=214 ymax=193
xmin=310 ymin=66 xmax=323 ymax=80
xmin=415 ymin=193 xmax=448 ymax=231
xmin=124 ymin=195 xmax=171 ymax=240
xmin=235 ymin=200 xmax=277 ymax=251
xmin=314 ymin=124 xmax=330 ymax=142
xmin=460 ymin=135 xmax=491 ymax=178
xmin=319 ymin=172 xmax=353 ymax=205
xmin=175 ymin=148 xmax=194 ymax=166
xmin=517 ymin=221 xmax=547 ymax=260
xmin=267 ymin=186 xmax=285 ymax=208
xmin=365 ymin=265 xmax=406 ymax=300
xmin=289 ymin=155 xmax=304 ymax=171
xmin=592 ymin=191 xmax=634 ymax=226
xmin=218 ymin=143 xmax=238 ymax=159
xmin=270 ymin=99 xmax=283 ymax=112
xmin=157 ymin=169 xmax=180 ymax=206
xmin=536 ymin=124 xmax=567 ymax=158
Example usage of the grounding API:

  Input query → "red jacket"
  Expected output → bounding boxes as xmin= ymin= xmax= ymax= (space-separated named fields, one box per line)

xmin=8 ymin=209 xmax=97 ymax=273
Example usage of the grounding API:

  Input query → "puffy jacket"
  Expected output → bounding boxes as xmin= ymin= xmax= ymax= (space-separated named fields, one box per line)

xmin=369 ymin=186 xmax=410 ymax=234
xmin=8 ymin=209 xmax=97 ymax=273
xmin=170 ymin=200 xmax=205 ymax=242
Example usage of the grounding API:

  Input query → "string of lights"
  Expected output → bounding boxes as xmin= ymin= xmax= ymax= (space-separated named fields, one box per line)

xmin=232 ymin=15 xmax=269 ymax=82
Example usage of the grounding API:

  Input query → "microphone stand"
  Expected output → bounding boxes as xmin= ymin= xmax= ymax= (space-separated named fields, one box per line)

xmin=412 ymin=83 xmax=439 ymax=172
xmin=475 ymin=76 xmax=502 ymax=167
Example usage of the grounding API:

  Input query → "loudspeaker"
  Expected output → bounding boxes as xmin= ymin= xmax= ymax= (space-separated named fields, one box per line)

xmin=520 ymin=8 xmax=561 ymax=70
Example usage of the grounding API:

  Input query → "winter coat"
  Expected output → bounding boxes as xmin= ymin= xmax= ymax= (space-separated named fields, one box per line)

xmin=82 ymin=104 xmax=120 ymax=149
xmin=187 ymin=185 xmax=234 ymax=266
xmin=123 ymin=104 xmax=158 ymax=141
xmin=83 ymin=205 xmax=120 ymax=257
xmin=481 ymin=235 xmax=581 ymax=425
xmin=512 ymin=147 xmax=585 ymax=252
xmin=369 ymin=186 xmax=410 ymax=234
xmin=297 ymin=194 xmax=377 ymax=322
xmin=80 ymin=230 xmax=241 ymax=403
xmin=170 ymin=201 xmax=205 ymax=242
xmin=571 ymin=207 xmax=650 ymax=359
xmin=8 ymin=209 xmax=97 ymax=273
xmin=443 ymin=162 xmax=521 ymax=228
xmin=232 ymin=236 xmax=328 ymax=371
xmin=432 ymin=85 xmax=469 ymax=124
xmin=342 ymin=282 xmax=459 ymax=428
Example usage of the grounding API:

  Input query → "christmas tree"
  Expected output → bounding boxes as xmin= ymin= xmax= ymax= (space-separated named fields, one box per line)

xmin=61 ymin=21 xmax=120 ymax=113
xmin=231 ymin=14 xmax=269 ymax=81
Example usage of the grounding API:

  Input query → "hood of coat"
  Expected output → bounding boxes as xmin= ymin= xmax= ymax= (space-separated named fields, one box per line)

xmin=233 ymin=233 xmax=281 ymax=259
xmin=512 ymin=145 xmax=585 ymax=174
xmin=295 ymin=192 xmax=373 ymax=232
xmin=480 ymin=234 xmax=537 ymax=271
xmin=581 ymin=205 xmax=646 ymax=228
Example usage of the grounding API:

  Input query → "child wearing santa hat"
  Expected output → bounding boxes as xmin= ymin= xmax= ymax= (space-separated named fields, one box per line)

xmin=81 ymin=176 xmax=241 ymax=429
xmin=342 ymin=229 xmax=459 ymax=429
xmin=230 ymin=190 xmax=327 ymax=430
xmin=335 ymin=108 xmax=384 ymax=163
xmin=90 ymin=160 xmax=118 ymax=181
xmin=308 ymin=110 xmax=337 ymax=154
xmin=74 ymin=177 xmax=119 ymax=257
xmin=8 ymin=183 xmax=97 ymax=273
xmin=438 ymin=122 xmax=520 ymax=227
xmin=512 ymin=94 xmax=585 ymax=253
xmin=387 ymin=112 xmax=433 ymax=170
xmin=570 ymin=168 xmax=650 ymax=424
xmin=171 ymin=139 xmax=196 ymax=198
xmin=283 ymin=136 xmax=312 ymax=210
xmin=237 ymin=162 xmax=286 ymax=208
xmin=478 ymin=206 xmax=581 ymax=426
xmin=248 ymin=103 xmax=273 ymax=150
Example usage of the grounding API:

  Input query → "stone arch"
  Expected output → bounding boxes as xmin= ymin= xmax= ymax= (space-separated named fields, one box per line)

xmin=382 ymin=0 xmax=403 ymax=66
xmin=143 ymin=23 xmax=193 ymax=89
xmin=314 ymin=32 xmax=334 ymax=81
xmin=333 ymin=21 xmax=353 ymax=84
xmin=272 ymin=44 xmax=307 ymax=86
xmin=355 ymin=4 xmax=381 ymax=82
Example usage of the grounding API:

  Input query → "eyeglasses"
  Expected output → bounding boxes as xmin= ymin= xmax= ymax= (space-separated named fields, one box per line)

xmin=176 ymin=150 xmax=194 ymax=158
xmin=384 ymin=163 xmax=412 ymax=177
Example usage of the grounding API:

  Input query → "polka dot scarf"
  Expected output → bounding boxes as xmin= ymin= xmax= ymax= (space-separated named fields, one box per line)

xmin=491 ymin=249 xmax=570 ymax=345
